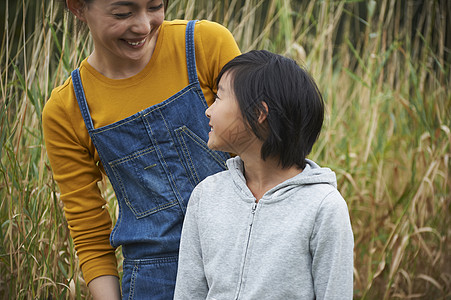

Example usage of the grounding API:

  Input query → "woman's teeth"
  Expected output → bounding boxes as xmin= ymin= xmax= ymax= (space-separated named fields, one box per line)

xmin=127 ymin=38 xmax=146 ymax=46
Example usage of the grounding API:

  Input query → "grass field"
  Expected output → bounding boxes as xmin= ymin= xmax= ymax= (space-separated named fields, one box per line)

xmin=1 ymin=0 xmax=450 ymax=298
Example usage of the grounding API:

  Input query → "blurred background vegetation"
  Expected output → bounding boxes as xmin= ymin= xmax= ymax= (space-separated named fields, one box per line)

xmin=1 ymin=0 xmax=450 ymax=299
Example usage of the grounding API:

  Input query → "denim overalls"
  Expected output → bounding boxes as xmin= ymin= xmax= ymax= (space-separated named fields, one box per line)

xmin=71 ymin=20 xmax=229 ymax=299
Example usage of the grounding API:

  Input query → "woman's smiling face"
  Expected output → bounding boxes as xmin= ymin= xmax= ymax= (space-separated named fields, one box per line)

xmin=78 ymin=0 xmax=164 ymax=67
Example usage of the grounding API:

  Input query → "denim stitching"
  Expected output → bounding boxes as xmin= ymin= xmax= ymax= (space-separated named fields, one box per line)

xmin=142 ymin=116 xmax=185 ymax=212
xmin=110 ymin=162 xmax=139 ymax=216
xmin=155 ymin=110 xmax=185 ymax=201
xmin=181 ymin=126 xmax=228 ymax=167
xmin=195 ymin=88 xmax=208 ymax=109
xmin=135 ymin=200 xmax=179 ymax=218
xmin=90 ymin=87 xmax=192 ymax=134
xmin=179 ymin=128 xmax=200 ymax=180
xmin=174 ymin=130 xmax=197 ymax=188
xmin=109 ymin=147 xmax=179 ymax=218
xmin=186 ymin=21 xmax=198 ymax=85
xmin=88 ymin=133 xmax=121 ymax=246
xmin=174 ymin=127 xmax=200 ymax=183
xmin=143 ymin=87 xmax=194 ymax=115
xmin=84 ymin=86 xmax=197 ymax=135
xmin=94 ymin=115 xmax=143 ymax=134
xmin=109 ymin=147 xmax=157 ymax=167
xmin=112 ymin=161 xmax=179 ymax=218
xmin=127 ymin=255 xmax=178 ymax=265
xmin=176 ymin=127 xmax=200 ymax=182
xmin=110 ymin=180 xmax=122 ymax=247
xmin=72 ymin=69 xmax=95 ymax=131
xmin=128 ymin=263 xmax=139 ymax=300
xmin=175 ymin=129 xmax=199 ymax=185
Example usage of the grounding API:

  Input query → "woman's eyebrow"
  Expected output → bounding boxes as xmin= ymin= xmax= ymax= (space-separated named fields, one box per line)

xmin=110 ymin=1 xmax=135 ymax=7
xmin=111 ymin=0 xmax=159 ymax=7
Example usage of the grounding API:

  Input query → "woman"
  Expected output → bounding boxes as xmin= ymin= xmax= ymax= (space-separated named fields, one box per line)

xmin=42 ymin=0 xmax=240 ymax=298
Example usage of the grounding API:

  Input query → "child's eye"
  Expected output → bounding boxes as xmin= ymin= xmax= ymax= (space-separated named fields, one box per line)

xmin=213 ymin=93 xmax=220 ymax=102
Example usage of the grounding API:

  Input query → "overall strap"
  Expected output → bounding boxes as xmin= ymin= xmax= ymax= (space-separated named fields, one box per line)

xmin=185 ymin=20 xmax=199 ymax=85
xmin=71 ymin=68 xmax=95 ymax=131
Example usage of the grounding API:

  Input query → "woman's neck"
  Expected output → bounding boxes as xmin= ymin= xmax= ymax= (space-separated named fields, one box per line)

xmin=87 ymin=50 xmax=152 ymax=79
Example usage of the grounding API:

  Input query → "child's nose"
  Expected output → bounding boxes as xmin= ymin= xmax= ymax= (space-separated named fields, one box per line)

xmin=205 ymin=106 xmax=211 ymax=118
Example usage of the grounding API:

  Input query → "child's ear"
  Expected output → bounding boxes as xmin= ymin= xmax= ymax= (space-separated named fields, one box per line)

xmin=257 ymin=101 xmax=269 ymax=124
xmin=66 ymin=0 xmax=88 ymax=23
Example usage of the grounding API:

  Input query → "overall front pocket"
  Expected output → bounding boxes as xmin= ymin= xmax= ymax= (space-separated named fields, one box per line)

xmin=109 ymin=147 xmax=178 ymax=219
xmin=175 ymin=125 xmax=229 ymax=187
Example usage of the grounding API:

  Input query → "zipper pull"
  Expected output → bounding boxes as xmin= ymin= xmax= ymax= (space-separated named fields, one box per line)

xmin=249 ymin=202 xmax=257 ymax=226
xmin=251 ymin=202 xmax=257 ymax=213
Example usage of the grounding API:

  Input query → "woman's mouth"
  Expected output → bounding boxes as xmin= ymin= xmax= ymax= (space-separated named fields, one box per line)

xmin=125 ymin=38 xmax=147 ymax=47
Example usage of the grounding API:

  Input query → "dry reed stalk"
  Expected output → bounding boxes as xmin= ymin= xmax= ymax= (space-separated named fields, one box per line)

xmin=1 ymin=0 xmax=449 ymax=298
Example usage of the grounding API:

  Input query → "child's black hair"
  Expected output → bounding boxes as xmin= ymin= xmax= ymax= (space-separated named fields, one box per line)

xmin=216 ymin=50 xmax=324 ymax=169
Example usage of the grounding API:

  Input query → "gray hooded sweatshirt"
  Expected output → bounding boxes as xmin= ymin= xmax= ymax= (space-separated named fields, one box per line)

xmin=174 ymin=157 xmax=354 ymax=300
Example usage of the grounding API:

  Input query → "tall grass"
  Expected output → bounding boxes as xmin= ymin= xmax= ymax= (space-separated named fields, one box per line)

xmin=1 ymin=0 xmax=450 ymax=298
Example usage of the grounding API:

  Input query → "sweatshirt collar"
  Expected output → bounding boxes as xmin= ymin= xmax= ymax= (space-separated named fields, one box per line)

xmin=226 ymin=156 xmax=337 ymax=203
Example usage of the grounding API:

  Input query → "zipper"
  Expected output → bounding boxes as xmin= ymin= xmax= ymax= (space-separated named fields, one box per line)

xmin=235 ymin=202 xmax=258 ymax=299
xmin=250 ymin=202 xmax=257 ymax=223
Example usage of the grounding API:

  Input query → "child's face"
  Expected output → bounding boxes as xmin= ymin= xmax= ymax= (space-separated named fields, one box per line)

xmin=78 ymin=0 xmax=164 ymax=67
xmin=205 ymin=72 xmax=255 ymax=153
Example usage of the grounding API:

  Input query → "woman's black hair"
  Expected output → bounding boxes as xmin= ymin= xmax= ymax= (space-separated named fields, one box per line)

xmin=217 ymin=50 xmax=324 ymax=169
xmin=61 ymin=0 xmax=169 ymax=11
xmin=60 ymin=0 xmax=169 ymax=33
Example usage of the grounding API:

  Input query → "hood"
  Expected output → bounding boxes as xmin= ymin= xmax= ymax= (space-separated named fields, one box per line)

xmin=226 ymin=156 xmax=337 ymax=201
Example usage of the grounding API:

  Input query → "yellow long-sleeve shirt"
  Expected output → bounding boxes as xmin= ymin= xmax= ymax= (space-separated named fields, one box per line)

xmin=42 ymin=20 xmax=240 ymax=284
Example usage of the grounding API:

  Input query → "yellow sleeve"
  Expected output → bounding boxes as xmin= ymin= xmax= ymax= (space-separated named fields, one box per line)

xmin=42 ymin=81 xmax=118 ymax=284
xmin=194 ymin=20 xmax=241 ymax=106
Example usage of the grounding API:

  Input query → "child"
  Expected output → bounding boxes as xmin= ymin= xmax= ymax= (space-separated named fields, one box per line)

xmin=174 ymin=50 xmax=354 ymax=299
